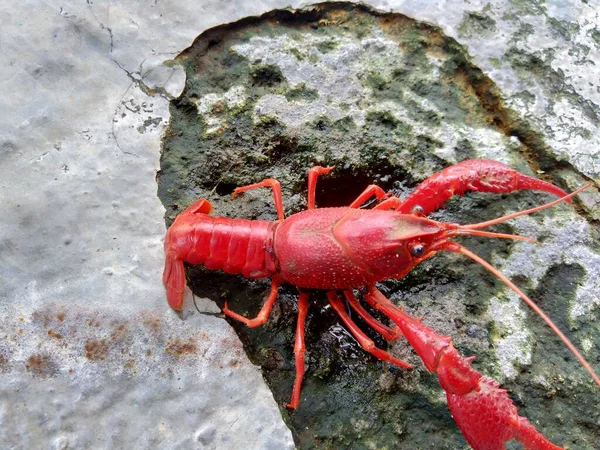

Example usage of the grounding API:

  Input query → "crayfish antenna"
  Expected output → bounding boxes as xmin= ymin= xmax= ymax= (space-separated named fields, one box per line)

xmin=443 ymin=241 xmax=600 ymax=388
xmin=452 ymin=229 xmax=536 ymax=243
xmin=463 ymin=184 xmax=590 ymax=230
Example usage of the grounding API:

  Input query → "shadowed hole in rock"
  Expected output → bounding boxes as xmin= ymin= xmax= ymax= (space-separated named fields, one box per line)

xmin=214 ymin=181 xmax=239 ymax=196
xmin=250 ymin=64 xmax=285 ymax=87
xmin=309 ymin=166 xmax=413 ymax=208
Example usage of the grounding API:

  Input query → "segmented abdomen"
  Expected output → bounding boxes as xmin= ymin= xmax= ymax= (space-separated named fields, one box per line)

xmin=179 ymin=216 xmax=277 ymax=279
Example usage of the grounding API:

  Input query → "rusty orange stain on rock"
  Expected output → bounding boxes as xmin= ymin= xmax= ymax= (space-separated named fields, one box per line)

xmin=143 ymin=317 xmax=161 ymax=334
xmin=25 ymin=354 xmax=57 ymax=377
xmin=110 ymin=323 xmax=128 ymax=342
xmin=84 ymin=339 xmax=109 ymax=360
xmin=124 ymin=359 xmax=136 ymax=374
xmin=165 ymin=338 xmax=197 ymax=357
xmin=57 ymin=312 xmax=65 ymax=322
xmin=47 ymin=329 xmax=63 ymax=339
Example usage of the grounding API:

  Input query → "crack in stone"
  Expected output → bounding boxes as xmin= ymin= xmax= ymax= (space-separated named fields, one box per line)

xmin=85 ymin=1 xmax=175 ymax=158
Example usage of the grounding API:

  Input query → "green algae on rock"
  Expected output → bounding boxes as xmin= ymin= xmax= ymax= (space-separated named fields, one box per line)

xmin=158 ymin=3 xmax=600 ymax=449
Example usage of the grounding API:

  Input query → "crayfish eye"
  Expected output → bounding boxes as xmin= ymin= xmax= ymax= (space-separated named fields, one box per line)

xmin=410 ymin=243 xmax=425 ymax=257
xmin=411 ymin=205 xmax=424 ymax=215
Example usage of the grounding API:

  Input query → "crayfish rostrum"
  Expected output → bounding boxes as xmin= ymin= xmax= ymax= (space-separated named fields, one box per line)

xmin=163 ymin=159 xmax=599 ymax=450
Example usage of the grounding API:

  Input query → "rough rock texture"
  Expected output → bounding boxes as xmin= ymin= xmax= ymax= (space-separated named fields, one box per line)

xmin=159 ymin=3 xmax=600 ymax=449
xmin=0 ymin=1 xmax=295 ymax=449
xmin=2 ymin=0 xmax=599 ymax=449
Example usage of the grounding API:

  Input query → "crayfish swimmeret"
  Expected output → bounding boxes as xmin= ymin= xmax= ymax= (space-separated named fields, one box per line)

xmin=163 ymin=159 xmax=599 ymax=450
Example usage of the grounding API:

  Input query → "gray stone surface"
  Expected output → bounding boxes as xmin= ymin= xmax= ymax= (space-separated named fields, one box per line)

xmin=0 ymin=1 xmax=295 ymax=449
xmin=367 ymin=0 xmax=600 ymax=179
xmin=1 ymin=0 xmax=599 ymax=449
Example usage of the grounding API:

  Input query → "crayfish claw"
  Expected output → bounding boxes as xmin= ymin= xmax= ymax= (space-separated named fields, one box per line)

xmin=399 ymin=159 xmax=568 ymax=215
xmin=447 ymin=377 xmax=563 ymax=450
xmin=368 ymin=285 xmax=564 ymax=450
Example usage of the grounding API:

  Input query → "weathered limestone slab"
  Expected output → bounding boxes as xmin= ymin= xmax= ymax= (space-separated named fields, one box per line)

xmin=1 ymin=0 xmax=599 ymax=449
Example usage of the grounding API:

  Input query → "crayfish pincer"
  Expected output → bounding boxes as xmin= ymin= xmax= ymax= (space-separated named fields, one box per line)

xmin=163 ymin=159 xmax=599 ymax=450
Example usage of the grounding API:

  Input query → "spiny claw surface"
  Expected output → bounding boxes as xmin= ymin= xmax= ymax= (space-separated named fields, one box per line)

xmin=369 ymin=290 xmax=563 ymax=450
xmin=446 ymin=369 xmax=562 ymax=450
xmin=399 ymin=159 xmax=568 ymax=215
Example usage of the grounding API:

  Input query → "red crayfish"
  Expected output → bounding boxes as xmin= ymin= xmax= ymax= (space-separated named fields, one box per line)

xmin=163 ymin=159 xmax=599 ymax=450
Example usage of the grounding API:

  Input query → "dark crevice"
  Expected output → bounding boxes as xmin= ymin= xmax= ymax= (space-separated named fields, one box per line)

xmin=214 ymin=181 xmax=238 ymax=197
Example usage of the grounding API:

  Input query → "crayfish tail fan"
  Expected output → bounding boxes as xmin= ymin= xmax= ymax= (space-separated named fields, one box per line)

xmin=163 ymin=252 xmax=186 ymax=310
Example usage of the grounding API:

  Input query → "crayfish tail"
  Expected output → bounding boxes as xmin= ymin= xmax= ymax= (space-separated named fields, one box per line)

xmin=162 ymin=199 xmax=213 ymax=311
xmin=163 ymin=251 xmax=185 ymax=310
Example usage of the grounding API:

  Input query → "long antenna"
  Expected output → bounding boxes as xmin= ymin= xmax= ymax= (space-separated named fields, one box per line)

xmin=450 ymin=229 xmax=536 ymax=243
xmin=463 ymin=184 xmax=590 ymax=230
xmin=444 ymin=241 xmax=600 ymax=388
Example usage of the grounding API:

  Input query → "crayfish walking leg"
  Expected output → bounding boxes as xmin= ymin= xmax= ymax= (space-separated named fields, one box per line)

xmin=366 ymin=286 xmax=563 ymax=450
xmin=327 ymin=292 xmax=412 ymax=369
xmin=287 ymin=292 xmax=310 ymax=409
